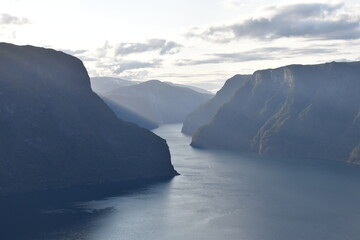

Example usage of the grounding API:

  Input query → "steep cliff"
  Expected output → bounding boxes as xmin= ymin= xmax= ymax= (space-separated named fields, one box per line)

xmin=192 ymin=62 xmax=360 ymax=163
xmin=182 ymin=74 xmax=251 ymax=135
xmin=0 ymin=43 xmax=177 ymax=195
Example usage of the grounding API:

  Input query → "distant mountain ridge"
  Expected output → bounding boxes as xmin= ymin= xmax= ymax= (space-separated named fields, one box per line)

xmin=190 ymin=62 xmax=360 ymax=164
xmin=101 ymin=96 xmax=159 ymax=129
xmin=0 ymin=43 xmax=177 ymax=195
xmin=164 ymin=81 xmax=214 ymax=95
xmin=99 ymin=79 xmax=213 ymax=128
xmin=90 ymin=77 xmax=137 ymax=95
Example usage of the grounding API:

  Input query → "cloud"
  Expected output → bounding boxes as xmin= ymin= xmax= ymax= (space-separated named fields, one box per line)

xmin=186 ymin=2 xmax=360 ymax=42
xmin=0 ymin=13 xmax=29 ymax=25
xmin=114 ymin=59 xmax=162 ymax=74
xmin=96 ymin=41 xmax=112 ymax=57
xmin=175 ymin=47 xmax=337 ymax=66
xmin=115 ymin=39 xmax=183 ymax=56
xmin=58 ymin=49 xmax=87 ymax=56
xmin=119 ymin=70 xmax=150 ymax=80
xmin=221 ymin=0 xmax=247 ymax=8
xmin=160 ymin=41 xmax=183 ymax=55
xmin=78 ymin=56 xmax=98 ymax=62
xmin=175 ymin=52 xmax=271 ymax=66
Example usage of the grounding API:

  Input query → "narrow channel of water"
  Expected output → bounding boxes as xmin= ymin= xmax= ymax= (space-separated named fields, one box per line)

xmin=2 ymin=124 xmax=360 ymax=240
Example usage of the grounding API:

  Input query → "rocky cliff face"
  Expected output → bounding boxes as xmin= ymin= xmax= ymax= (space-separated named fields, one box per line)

xmin=0 ymin=43 xmax=177 ymax=196
xmin=182 ymin=74 xmax=251 ymax=135
xmin=192 ymin=62 xmax=360 ymax=163
xmin=104 ymin=80 xmax=213 ymax=126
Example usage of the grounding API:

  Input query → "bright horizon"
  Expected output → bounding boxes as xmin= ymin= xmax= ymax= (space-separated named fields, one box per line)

xmin=1 ymin=0 xmax=360 ymax=91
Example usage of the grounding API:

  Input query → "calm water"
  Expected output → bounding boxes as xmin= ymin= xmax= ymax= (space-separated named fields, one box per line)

xmin=1 ymin=124 xmax=360 ymax=240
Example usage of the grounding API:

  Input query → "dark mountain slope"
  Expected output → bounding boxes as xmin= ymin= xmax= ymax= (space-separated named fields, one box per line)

xmin=0 ymin=43 xmax=177 ymax=195
xmin=182 ymin=74 xmax=251 ymax=135
xmin=192 ymin=62 xmax=360 ymax=163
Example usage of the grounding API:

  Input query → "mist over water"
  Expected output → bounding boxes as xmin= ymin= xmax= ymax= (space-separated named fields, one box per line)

xmin=2 ymin=124 xmax=360 ymax=240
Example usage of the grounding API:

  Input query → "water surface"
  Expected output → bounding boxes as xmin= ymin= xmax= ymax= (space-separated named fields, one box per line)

xmin=2 ymin=124 xmax=360 ymax=240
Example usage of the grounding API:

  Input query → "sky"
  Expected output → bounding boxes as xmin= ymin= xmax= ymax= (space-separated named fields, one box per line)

xmin=1 ymin=0 xmax=360 ymax=91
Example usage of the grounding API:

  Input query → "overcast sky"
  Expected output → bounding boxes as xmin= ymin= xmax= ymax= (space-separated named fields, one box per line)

xmin=1 ymin=0 xmax=360 ymax=91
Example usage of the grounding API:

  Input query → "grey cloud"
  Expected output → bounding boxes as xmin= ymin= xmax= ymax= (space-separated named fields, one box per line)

xmin=186 ymin=2 xmax=360 ymax=42
xmin=114 ymin=59 xmax=162 ymax=73
xmin=329 ymin=58 xmax=354 ymax=62
xmin=160 ymin=41 xmax=183 ymax=55
xmin=264 ymin=2 xmax=343 ymax=19
xmin=176 ymin=47 xmax=338 ymax=66
xmin=115 ymin=39 xmax=182 ymax=56
xmin=94 ymin=60 xmax=161 ymax=77
xmin=96 ymin=41 xmax=112 ymax=58
xmin=0 ymin=13 xmax=29 ymax=25
xmin=176 ymin=53 xmax=270 ymax=66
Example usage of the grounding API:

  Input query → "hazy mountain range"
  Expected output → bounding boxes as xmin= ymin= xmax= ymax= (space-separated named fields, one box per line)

xmin=187 ymin=62 xmax=360 ymax=164
xmin=90 ymin=77 xmax=138 ymax=95
xmin=0 ymin=43 xmax=177 ymax=196
xmin=91 ymin=78 xmax=213 ymax=129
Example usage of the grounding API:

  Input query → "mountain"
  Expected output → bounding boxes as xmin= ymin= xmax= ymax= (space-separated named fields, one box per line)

xmin=164 ymin=81 xmax=214 ymax=95
xmin=101 ymin=96 xmax=159 ymax=129
xmin=90 ymin=77 xmax=157 ymax=129
xmin=90 ymin=77 xmax=137 ymax=95
xmin=0 ymin=43 xmax=177 ymax=196
xmin=191 ymin=62 xmax=360 ymax=164
xmin=103 ymin=80 xmax=213 ymax=126
xmin=182 ymin=74 xmax=251 ymax=135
